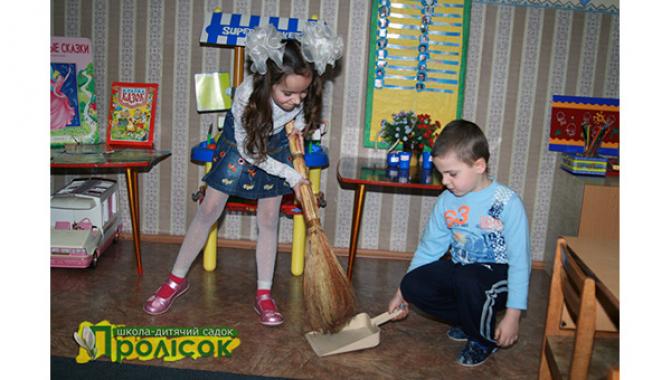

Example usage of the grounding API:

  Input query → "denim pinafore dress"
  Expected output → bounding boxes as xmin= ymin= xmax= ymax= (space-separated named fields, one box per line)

xmin=202 ymin=112 xmax=294 ymax=199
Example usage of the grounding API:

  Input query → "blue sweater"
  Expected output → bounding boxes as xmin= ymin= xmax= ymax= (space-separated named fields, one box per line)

xmin=407 ymin=181 xmax=531 ymax=310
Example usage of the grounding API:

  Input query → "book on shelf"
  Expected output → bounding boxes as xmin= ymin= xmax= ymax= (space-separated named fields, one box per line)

xmin=50 ymin=36 xmax=99 ymax=146
xmin=106 ymin=82 xmax=159 ymax=148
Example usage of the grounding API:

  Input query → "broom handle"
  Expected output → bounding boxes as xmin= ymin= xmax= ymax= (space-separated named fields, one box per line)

xmin=285 ymin=121 xmax=321 ymax=225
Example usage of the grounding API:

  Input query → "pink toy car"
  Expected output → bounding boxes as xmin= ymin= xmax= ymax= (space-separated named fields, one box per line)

xmin=50 ymin=178 xmax=122 ymax=268
xmin=50 ymin=228 xmax=103 ymax=268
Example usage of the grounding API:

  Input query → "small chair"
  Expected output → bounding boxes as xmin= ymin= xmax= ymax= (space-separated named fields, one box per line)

xmin=191 ymin=140 xmax=327 ymax=276
xmin=538 ymin=237 xmax=619 ymax=380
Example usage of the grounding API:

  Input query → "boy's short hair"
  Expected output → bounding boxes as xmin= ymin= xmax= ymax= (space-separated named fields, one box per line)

xmin=432 ymin=119 xmax=490 ymax=167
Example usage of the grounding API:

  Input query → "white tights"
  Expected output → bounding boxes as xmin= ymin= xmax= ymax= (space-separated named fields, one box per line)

xmin=171 ymin=186 xmax=282 ymax=290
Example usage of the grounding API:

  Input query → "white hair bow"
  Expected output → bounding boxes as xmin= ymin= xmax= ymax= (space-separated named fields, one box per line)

xmin=245 ymin=24 xmax=286 ymax=75
xmin=299 ymin=20 xmax=344 ymax=75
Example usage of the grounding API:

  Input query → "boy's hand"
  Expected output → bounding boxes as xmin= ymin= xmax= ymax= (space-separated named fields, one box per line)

xmin=388 ymin=288 xmax=409 ymax=320
xmin=495 ymin=308 xmax=521 ymax=347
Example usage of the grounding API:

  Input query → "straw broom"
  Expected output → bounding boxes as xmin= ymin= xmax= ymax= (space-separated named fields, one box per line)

xmin=285 ymin=121 xmax=356 ymax=333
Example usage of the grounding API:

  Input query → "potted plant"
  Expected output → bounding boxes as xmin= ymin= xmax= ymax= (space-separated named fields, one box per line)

xmin=413 ymin=114 xmax=440 ymax=169
xmin=379 ymin=111 xmax=443 ymax=168
xmin=379 ymin=111 xmax=417 ymax=168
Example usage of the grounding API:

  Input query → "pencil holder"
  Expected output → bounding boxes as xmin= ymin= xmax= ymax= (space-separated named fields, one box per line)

xmin=561 ymin=153 xmax=607 ymax=176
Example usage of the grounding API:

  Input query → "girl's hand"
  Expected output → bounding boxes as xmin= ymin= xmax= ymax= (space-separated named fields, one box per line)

xmin=388 ymin=288 xmax=409 ymax=320
xmin=494 ymin=308 xmax=521 ymax=347
xmin=288 ymin=128 xmax=305 ymax=154
xmin=292 ymin=177 xmax=310 ymax=204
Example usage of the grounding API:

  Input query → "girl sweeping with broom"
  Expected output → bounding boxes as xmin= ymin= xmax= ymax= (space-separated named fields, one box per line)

xmin=144 ymin=22 xmax=353 ymax=330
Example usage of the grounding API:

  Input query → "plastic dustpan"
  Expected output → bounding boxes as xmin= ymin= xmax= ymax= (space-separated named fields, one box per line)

xmin=305 ymin=308 xmax=402 ymax=357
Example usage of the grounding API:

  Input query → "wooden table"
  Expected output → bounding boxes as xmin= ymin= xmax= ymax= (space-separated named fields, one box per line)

xmin=51 ymin=144 xmax=171 ymax=275
xmin=565 ymin=236 xmax=619 ymax=331
xmin=337 ymin=157 xmax=444 ymax=279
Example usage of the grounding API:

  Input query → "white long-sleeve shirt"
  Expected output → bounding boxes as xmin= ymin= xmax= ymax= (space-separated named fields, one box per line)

xmin=231 ymin=75 xmax=306 ymax=188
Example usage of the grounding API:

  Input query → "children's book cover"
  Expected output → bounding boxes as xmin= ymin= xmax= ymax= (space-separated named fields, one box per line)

xmin=107 ymin=82 xmax=159 ymax=148
xmin=51 ymin=37 xmax=99 ymax=146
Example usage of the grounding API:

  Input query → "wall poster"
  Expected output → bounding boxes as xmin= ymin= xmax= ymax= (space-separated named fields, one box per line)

xmin=364 ymin=0 xmax=471 ymax=148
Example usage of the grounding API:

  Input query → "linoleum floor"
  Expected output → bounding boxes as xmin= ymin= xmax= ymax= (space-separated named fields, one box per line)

xmin=51 ymin=240 xmax=549 ymax=379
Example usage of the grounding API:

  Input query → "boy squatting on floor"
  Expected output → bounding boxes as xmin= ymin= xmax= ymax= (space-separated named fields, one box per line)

xmin=388 ymin=119 xmax=531 ymax=367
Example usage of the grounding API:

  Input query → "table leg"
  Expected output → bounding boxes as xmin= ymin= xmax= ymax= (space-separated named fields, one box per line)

xmin=125 ymin=168 xmax=143 ymax=275
xmin=346 ymin=184 xmax=366 ymax=280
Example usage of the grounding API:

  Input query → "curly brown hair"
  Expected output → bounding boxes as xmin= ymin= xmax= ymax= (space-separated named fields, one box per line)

xmin=242 ymin=39 xmax=324 ymax=163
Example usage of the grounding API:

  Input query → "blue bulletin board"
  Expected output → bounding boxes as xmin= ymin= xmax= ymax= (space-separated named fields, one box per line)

xmin=364 ymin=0 xmax=471 ymax=148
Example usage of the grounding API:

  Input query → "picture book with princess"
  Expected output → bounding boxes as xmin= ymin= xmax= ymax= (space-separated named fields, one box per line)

xmin=50 ymin=36 xmax=99 ymax=146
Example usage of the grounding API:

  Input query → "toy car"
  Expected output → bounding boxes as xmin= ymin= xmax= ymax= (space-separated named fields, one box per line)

xmin=50 ymin=178 xmax=122 ymax=268
xmin=50 ymin=228 xmax=103 ymax=268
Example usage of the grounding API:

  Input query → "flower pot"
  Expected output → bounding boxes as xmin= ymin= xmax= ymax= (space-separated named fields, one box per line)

xmin=420 ymin=168 xmax=433 ymax=184
xmin=398 ymin=151 xmax=412 ymax=169
xmin=421 ymin=151 xmax=433 ymax=170
xmin=387 ymin=151 xmax=400 ymax=168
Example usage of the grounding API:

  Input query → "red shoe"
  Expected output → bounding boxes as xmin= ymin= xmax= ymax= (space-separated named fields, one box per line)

xmin=253 ymin=293 xmax=284 ymax=326
xmin=143 ymin=278 xmax=190 ymax=315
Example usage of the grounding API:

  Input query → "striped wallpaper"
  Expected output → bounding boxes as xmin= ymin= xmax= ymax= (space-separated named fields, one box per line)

xmin=50 ymin=0 xmax=619 ymax=262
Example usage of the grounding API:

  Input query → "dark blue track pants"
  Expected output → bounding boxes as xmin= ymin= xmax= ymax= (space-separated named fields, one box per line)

xmin=400 ymin=260 xmax=509 ymax=345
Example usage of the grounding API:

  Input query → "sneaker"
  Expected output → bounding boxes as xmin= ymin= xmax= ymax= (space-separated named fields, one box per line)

xmin=457 ymin=340 xmax=498 ymax=367
xmin=447 ymin=326 xmax=468 ymax=342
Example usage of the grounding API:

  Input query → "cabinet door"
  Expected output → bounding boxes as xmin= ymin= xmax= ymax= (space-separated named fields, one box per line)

xmin=578 ymin=184 xmax=619 ymax=240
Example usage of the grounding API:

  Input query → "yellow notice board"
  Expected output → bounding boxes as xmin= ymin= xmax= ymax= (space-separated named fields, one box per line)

xmin=364 ymin=0 xmax=471 ymax=148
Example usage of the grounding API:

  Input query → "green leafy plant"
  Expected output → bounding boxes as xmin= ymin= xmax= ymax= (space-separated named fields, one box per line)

xmin=379 ymin=111 xmax=418 ymax=151
xmin=379 ymin=111 xmax=440 ymax=153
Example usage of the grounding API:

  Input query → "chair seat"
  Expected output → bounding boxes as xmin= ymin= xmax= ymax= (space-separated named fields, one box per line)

xmin=225 ymin=192 xmax=327 ymax=217
xmin=546 ymin=335 xmax=619 ymax=380
xmin=225 ymin=195 xmax=301 ymax=216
